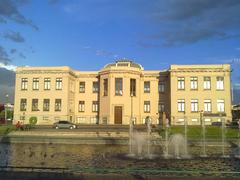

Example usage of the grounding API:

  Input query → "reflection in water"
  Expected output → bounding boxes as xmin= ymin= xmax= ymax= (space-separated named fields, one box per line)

xmin=0 ymin=143 xmax=240 ymax=173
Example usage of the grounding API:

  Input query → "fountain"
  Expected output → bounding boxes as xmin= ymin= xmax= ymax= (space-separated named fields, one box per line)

xmin=129 ymin=118 xmax=133 ymax=155
xmin=221 ymin=117 xmax=230 ymax=158
xmin=127 ymin=116 xmax=156 ymax=159
xmin=200 ymin=116 xmax=208 ymax=157
xmin=168 ymin=134 xmax=189 ymax=159
xmin=163 ymin=118 xmax=170 ymax=158
xmin=234 ymin=120 xmax=240 ymax=158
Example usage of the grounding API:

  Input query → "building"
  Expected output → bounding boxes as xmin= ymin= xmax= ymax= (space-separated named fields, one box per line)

xmin=13 ymin=60 xmax=232 ymax=125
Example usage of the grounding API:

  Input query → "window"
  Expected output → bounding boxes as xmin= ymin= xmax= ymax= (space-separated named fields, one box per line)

xmin=77 ymin=117 xmax=86 ymax=124
xmin=43 ymin=116 xmax=49 ymax=121
xmin=204 ymin=100 xmax=211 ymax=112
xmin=43 ymin=99 xmax=50 ymax=111
xmin=177 ymin=99 xmax=185 ymax=112
xmin=130 ymin=78 xmax=136 ymax=96
xmin=92 ymin=101 xmax=99 ymax=112
xmin=144 ymin=81 xmax=150 ymax=93
xmin=204 ymin=77 xmax=211 ymax=90
xmin=78 ymin=101 xmax=85 ymax=112
xmin=144 ymin=101 xmax=150 ymax=113
xmin=177 ymin=77 xmax=185 ymax=90
xmin=56 ymin=78 xmax=62 ymax=90
xmin=191 ymin=99 xmax=198 ymax=112
xmin=90 ymin=117 xmax=98 ymax=124
xmin=158 ymin=82 xmax=165 ymax=93
xmin=20 ymin=99 xmax=27 ymax=111
xmin=32 ymin=99 xmax=38 ymax=111
xmin=190 ymin=77 xmax=198 ymax=90
xmin=21 ymin=78 xmax=28 ymax=90
xmin=55 ymin=99 xmax=61 ymax=111
xmin=32 ymin=78 xmax=39 ymax=90
xmin=217 ymin=100 xmax=225 ymax=112
xmin=115 ymin=78 xmax=123 ymax=96
xmin=158 ymin=102 xmax=165 ymax=112
xmin=92 ymin=81 xmax=99 ymax=93
xmin=44 ymin=78 xmax=51 ymax=90
xmin=216 ymin=77 xmax=224 ymax=90
xmin=103 ymin=79 xmax=108 ymax=96
xmin=79 ymin=82 xmax=85 ymax=93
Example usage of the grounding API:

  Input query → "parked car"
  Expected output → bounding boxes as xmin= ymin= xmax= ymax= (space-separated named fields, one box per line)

xmin=53 ymin=121 xmax=77 ymax=129
xmin=211 ymin=122 xmax=222 ymax=126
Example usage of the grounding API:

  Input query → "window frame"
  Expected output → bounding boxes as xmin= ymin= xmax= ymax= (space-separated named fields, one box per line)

xmin=177 ymin=99 xmax=185 ymax=112
xmin=144 ymin=101 xmax=150 ymax=113
xmin=144 ymin=81 xmax=150 ymax=93
xmin=55 ymin=78 xmax=62 ymax=90
xmin=78 ymin=101 xmax=85 ymax=112
xmin=177 ymin=77 xmax=185 ymax=90
xmin=115 ymin=78 xmax=123 ymax=96
xmin=79 ymin=81 xmax=85 ymax=93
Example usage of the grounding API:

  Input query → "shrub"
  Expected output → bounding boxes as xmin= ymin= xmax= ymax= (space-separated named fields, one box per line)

xmin=29 ymin=116 xmax=37 ymax=126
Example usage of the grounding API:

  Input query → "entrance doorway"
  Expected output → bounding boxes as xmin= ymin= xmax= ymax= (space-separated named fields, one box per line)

xmin=114 ymin=106 xmax=122 ymax=124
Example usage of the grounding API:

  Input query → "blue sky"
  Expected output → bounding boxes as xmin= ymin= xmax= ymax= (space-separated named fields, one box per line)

xmin=0 ymin=0 xmax=240 ymax=103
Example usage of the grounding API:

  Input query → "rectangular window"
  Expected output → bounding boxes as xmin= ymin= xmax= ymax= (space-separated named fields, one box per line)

xmin=32 ymin=99 xmax=38 ymax=111
xmin=43 ymin=116 xmax=49 ymax=121
xmin=204 ymin=77 xmax=211 ymax=90
xmin=55 ymin=99 xmax=61 ymax=111
xmin=177 ymin=77 xmax=185 ymax=90
xmin=144 ymin=81 xmax=150 ymax=93
xmin=20 ymin=99 xmax=27 ymax=111
xmin=78 ymin=101 xmax=85 ymax=112
xmin=158 ymin=82 xmax=165 ymax=93
xmin=77 ymin=117 xmax=86 ymax=124
xmin=44 ymin=78 xmax=51 ymax=90
xmin=115 ymin=78 xmax=123 ymax=96
xmin=216 ymin=77 xmax=224 ymax=90
xmin=130 ymin=78 xmax=136 ymax=96
xmin=92 ymin=81 xmax=99 ymax=93
xmin=204 ymin=99 xmax=211 ymax=112
xmin=21 ymin=78 xmax=28 ymax=90
xmin=191 ymin=99 xmax=198 ymax=112
xmin=32 ymin=78 xmax=39 ymax=90
xmin=43 ymin=99 xmax=50 ymax=111
xmin=190 ymin=77 xmax=198 ymax=90
xmin=90 ymin=117 xmax=98 ymax=124
xmin=158 ymin=102 xmax=165 ymax=112
xmin=56 ymin=78 xmax=62 ymax=90
xmin=103 ymin=79 xmax=108 ymax=96
xmin=79 ymin=82 xmax=85 ymax=93
xmin=144 ymin=101 xmax=150 ymax=113
xmin=217 ymin=99 xmax=225 ymax=112
xmin=177 ymin=99 xmax=185 ymax=112
xmin=92 ymin=101 xmax=99 ymax=112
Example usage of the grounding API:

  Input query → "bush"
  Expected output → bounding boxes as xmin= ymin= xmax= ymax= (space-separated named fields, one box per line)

xmin=29 ymin=116 xmax=37 ymax=126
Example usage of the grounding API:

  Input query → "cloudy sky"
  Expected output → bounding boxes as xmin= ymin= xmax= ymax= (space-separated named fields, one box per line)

xmin=0 ymin=0 xmax=240 ymax=104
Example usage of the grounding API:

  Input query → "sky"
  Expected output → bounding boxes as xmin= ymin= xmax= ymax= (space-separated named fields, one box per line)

xmin=0 ymin=0 xmax=240 ymax=104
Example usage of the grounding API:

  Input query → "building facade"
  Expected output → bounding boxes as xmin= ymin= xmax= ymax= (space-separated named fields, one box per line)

xmin=14 ymin=60 xmax=232 ymax=125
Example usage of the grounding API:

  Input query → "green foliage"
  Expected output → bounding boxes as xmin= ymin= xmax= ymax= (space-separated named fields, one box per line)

xmin=29 ymin=116 xmax=37 ymax=125
xmin=0 ymin=125 xmax=15 ymax=135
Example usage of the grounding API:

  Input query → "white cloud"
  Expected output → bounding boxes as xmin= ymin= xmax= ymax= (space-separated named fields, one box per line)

xmin=234 ymin=83 xmax=240 ymax=89
xmin=0 ymin=63 xmax=17 ymax=71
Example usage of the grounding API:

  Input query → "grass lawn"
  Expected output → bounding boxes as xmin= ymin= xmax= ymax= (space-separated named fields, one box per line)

xmin=0 ymin=125 xmax=16 ymax=136
xmin=159 ymin=126 xmax=240 ymax=140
